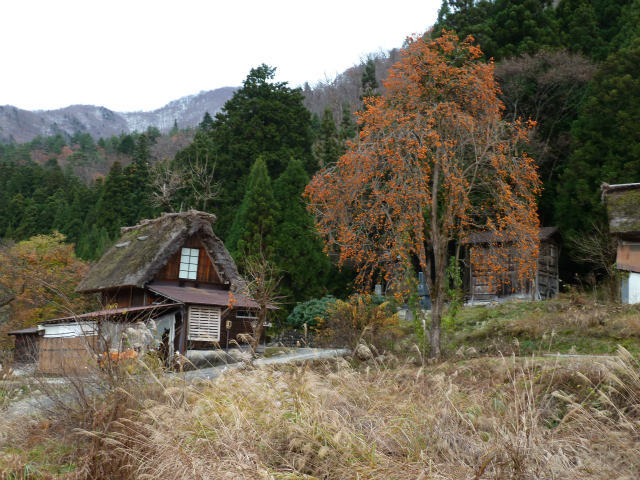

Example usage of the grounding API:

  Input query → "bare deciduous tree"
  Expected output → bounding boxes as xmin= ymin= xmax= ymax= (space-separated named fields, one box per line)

xmin=151 ymin=159 xmax=185 ymax=212
xmin=185 ymin=155 xmax=221 ymax=212
xmin=569 ymin=223 xmax=618 ymax=300
xmin=150 ymin=156 xmax=221 ymax=213
xmin=242 ymin=254 xmax=282 ymax=352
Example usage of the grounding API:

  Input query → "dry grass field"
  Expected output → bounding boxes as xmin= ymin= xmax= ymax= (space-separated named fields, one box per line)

xmin=1 ymin=297 xmax=639 ymax=479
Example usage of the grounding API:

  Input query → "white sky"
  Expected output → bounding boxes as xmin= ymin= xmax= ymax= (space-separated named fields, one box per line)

xmin=0 ymin=0 xmax=440 ymax=112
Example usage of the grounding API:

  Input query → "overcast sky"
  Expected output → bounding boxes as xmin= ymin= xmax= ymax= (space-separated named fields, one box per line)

xmin=0 ymin=1 xmax=440 ymax=112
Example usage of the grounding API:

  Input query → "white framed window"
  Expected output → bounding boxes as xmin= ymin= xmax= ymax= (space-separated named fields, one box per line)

xmin=179 ymin=248 xmax=199 ymax=280
xmin=188 ymin=306 xmax=221 ymax=341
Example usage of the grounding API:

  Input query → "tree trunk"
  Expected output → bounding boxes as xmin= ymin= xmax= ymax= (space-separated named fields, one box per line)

xmin=250 ymin=307 xmax=267 ymax=353
xmin=430 ymin=293 xmax=443 ymax=359
xmin=428 ymin=162 xmax=447 ymax=359
xmin=429 ymin=249 xmax=447 ymax=359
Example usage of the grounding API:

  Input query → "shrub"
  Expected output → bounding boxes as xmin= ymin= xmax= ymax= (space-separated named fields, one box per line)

xmin=315 ymin=294 xmax=401 ymax=349
xmin=286 ymin=295 xmax=337 ymax=329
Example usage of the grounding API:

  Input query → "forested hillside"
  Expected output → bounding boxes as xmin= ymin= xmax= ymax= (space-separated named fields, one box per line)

xmin=1 ymin=0 xmax=640 ymax=312
xmin=433 ymin=0 xmax=640 ymax=246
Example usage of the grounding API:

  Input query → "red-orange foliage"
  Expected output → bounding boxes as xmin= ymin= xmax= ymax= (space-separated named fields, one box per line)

xmin=305 ymin=32 xmax=540 ymax=357
xmin=0 ymin=233 xmax=93 ymax=349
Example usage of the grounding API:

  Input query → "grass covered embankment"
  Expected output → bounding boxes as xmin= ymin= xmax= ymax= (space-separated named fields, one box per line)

xmin=445 ymin=296 xmax=640 ymax=356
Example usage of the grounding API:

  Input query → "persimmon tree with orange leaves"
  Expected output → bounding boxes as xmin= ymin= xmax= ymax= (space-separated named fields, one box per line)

xmin=305 ymin=32 xmax=540 ymax=358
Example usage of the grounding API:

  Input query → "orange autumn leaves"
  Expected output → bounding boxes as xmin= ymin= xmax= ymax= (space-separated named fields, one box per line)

xmin=0 ymin=233 xmax=93 ymax=348
xmin=305 ymin=31 xmax=540 ymax=294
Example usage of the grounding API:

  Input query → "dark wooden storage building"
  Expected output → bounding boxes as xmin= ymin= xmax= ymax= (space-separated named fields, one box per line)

xmin=7 ymin=327 xmax=40 ymax=363
xmin=465 ymin=227 xmax=561 ymax=303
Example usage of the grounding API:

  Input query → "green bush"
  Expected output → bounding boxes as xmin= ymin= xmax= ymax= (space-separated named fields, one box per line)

xmin=286 ymin=296 xmax=337 ymax=329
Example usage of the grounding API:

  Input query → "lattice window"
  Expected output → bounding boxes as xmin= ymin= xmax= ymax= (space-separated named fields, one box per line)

xmin=188 ymin=306 xmax=221 ymax=341
xmin=179 ymin=248 xmax=199 ymax=280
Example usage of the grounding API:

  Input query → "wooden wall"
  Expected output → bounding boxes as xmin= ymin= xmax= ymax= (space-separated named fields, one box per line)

xmin=38 ymin=336 xmax=97 ymax=375
xmin=537 ymin=240 xmax=560 ymax=299
xmin=12 ymin=334 xmax=40 ymax=363
xmin=155 ymin=234 xmax=222 ymax=284
xmin=468 ymin=239 xmax=560 ymax=301
xmin=617 ymin=243 xmax=640 ymax=272
xmin=468 ymin=246 xmax=530 ymax=299
xmin=188 ymin=314 xmax=256 ymax=350
xmin=101 ymin=287 xmax=149 ymax=308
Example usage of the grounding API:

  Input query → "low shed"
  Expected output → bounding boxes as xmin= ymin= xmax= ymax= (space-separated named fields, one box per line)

xmin=7 ymin=327 xmax=40 ymax=363
xmin=465 ymin=227 xmax=561 ymax=303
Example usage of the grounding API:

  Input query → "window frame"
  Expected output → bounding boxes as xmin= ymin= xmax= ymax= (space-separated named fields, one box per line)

xmin=179 ymin=247 xmax=200 ymax=280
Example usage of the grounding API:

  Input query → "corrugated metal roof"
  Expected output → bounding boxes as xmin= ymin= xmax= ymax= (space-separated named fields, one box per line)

xmin=148 ymin=283 xmax=260 ymax=309
xmin=39 ymin=303 xmax=182 ymax=325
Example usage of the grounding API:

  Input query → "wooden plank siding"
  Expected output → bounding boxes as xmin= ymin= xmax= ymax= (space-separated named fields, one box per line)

xmin=188 ymin=313 xmax=256 ymax=350
xmin=468 ymin=239 xmax=559 ymax=301
xmin=156 ymin=234 xmax=222 ymax=284
xmin=101 ymin=287 xmax=149 ymax=308
xmin=38 ymin=336 xmax=98 ymax=374
xmin=617 ymin=242 xmax=640 ymax=273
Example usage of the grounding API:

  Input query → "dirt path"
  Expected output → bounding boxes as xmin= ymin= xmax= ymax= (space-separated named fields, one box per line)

xmin=3 ymin=348 xmax=350 ymax=419
xmin=182 ymin=348 xmax=350 ymax=380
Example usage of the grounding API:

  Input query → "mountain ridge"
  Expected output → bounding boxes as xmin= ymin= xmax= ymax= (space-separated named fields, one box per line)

xmin=0 ymin=86 xmax=238 ymax=143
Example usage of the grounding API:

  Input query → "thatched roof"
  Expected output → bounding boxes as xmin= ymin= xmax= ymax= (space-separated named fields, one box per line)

xmin=77 ymin=210 xmax=247 ymax=293
xmin=602 ymin=183 xmax=640 ymax=236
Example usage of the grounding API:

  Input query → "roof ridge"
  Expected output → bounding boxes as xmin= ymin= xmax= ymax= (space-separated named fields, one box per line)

xmin=120 ymin=210 xmax=217 ymax=233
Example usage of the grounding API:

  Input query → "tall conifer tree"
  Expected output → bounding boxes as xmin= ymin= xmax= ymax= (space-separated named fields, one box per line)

xmin=273 ymin=159 xmax=331 ymax=303
xmin=316 ymin=107 xmax=341 ymax=168
xmin=227 ymin=157 xmax=278 ymax=263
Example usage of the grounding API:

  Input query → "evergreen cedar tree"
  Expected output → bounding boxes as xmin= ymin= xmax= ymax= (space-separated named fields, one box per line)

xmin=434 ymin=0 xmax=637 ymax=62
xmin=305 ymin=32 xmax=540 ymax=358
xmin=227 ymin=156 xmax=278 ymax=263
xmin=188 ymin=64 xmax=315 ymax=237
xmin=316 ymin=107 xmax=342 ymax=168
xmin=228 ymin=157 xmax=332 ymax=306
xmin=272 ymin=158 xmax=331 ymax=303
xmin=556 ymin=38 xmax=640 ymax=237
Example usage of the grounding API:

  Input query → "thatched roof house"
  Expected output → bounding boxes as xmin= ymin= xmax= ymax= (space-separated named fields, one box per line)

xmin=77 ymin=210 xmax=247 ymax=293
xmin=602 ymin=183 xmax=640 ymax=303
xmin=10 ymin=210 xmax=261 ymax=373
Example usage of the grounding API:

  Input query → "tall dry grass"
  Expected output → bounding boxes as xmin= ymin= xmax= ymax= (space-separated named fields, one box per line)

xmin=1 ymin=347 xmax=639 ymax=479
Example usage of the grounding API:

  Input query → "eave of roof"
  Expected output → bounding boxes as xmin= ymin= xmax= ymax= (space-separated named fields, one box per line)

xmin=39 ymin=303 xmax=182 ymax=325
xmin=465 ymin=227 xmax=559 ymax=245
xmin=148 ymin=283 xmax=260 ymax=309
xmin=601 ymin=183 xmax=640 ymax=194
xmin=7 ymin=327 xmax=39 ymax=336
